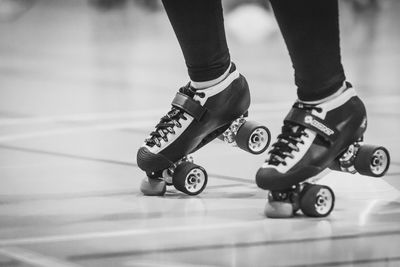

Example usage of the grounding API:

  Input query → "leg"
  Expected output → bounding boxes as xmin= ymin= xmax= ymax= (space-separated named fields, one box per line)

xmin=162 ymin=0 xmax=230 ymax=83
xmin=269 ymin=0 xmax=346 ymax=102
xmin=257 ymin=0 xmax=352 ymax=191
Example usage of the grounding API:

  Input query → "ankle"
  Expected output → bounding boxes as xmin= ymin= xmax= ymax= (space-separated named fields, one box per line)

xmin=190 ymin=62 xmax=233 ymax=90
xmin=299 ymin=81 xmax=351 ymax=105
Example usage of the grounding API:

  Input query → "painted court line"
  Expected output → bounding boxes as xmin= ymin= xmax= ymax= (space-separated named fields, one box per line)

xmin=2 ymin=221 xmax=399 ymax=248
xmin=0 ymin=94 xmax=398 ymax=126
xmin=0 ymin=121 xmax=152 ymax=142
xmin=0 ymin=109 xmax=166 ymax=126
xmin=0 ymin=144 xmax=254 ymax=185
xmin=0 ymin=95 xmax=397 ymax=142
xmin=0 ymin=102 xmax=290 ymax=142
xmin=0 ymin=221 xmax=264 ymax=247
xmin=68 ymin=230 xmax=400 ymax=262
xmin=0 ymin=247 xmax=81 ymax=267
xmin=0 ymin=101 xmax=292 ymax=126
xmin=125 ymin=260 xmax=218 ymax=267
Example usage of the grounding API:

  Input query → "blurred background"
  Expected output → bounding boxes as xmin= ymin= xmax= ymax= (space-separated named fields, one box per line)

xmin=0 ymin=1 xmax=400 ymax=266
xmin=0 ymin=0 xmax=399 ymax=115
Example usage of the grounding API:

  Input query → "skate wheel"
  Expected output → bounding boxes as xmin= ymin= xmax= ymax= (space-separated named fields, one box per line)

xmin=235 ymin=121 xmax=270 ymax=154
xmin=300 ymin=184 xmax=335 ymax=217
xmin=354 ymin=145 xmax=390 ymax=177
xmin=173 ymin=162 xmax=208 ymax=195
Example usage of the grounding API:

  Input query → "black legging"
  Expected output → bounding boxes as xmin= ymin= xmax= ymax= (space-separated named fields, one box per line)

xmin=161 ymin=0 xmax=346 ymax=102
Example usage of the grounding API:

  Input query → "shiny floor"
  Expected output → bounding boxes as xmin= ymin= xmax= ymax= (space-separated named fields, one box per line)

xmin=0 ymin=0 xmax=400 ymax=266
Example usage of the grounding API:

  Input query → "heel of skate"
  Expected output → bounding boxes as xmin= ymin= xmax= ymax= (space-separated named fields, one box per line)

xmin=220 ymin=114 xmax=271 ymax=154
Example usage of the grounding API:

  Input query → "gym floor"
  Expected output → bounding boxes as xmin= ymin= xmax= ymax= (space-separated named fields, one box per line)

xmin=0 ymin=0 xmax=399 ymax=266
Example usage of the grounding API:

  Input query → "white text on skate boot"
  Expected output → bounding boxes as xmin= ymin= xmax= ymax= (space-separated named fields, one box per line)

xmin=304 ymin=115 xmax=334 ymax=136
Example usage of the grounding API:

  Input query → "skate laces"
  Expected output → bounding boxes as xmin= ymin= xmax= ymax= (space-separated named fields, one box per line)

xmin=145 ymin=83 xmax=205 ymax=147
xmin=268 ymin=102 xmax=322 ymax=166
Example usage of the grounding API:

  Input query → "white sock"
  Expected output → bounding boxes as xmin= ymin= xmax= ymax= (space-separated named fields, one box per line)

xmin=300 ymin=81 xmax=348 ymax=105
xmin=190 ymin=63 xmax=232 ymax=90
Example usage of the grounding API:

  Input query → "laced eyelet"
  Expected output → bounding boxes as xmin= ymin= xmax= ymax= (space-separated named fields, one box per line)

xmin=174 ymin=121 xmax=182 ymax=128
xmin=198 ymin=92 xmax=206 ymax=98
xmin=167 ymin=127 xmax=175 ymax=134
xmin=283 ymin=152 xmax=294 ymax=159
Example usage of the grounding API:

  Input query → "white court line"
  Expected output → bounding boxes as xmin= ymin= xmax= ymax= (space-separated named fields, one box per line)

xmin=0 ymin=101 xmax=290 ymax=142
xmin=0 ymin=109 xmax=166 ymax=126
xmin=1 ymin=220 xmax=399 ymax=249
xmin=0 ymin=94 xmax=398 ymax=127
xmin=0 ymin=247 xmax=81 ymax=267
xmin=0 ymin=121 xmax=153 ymax=142
xmin=0 ymin=101 xmax=292 ymax=126
xmin=0 ymin=95 xmax=398 ymax=142
xmin=125 ymin=260 xmax=218 ymax=267
xmin=0 ymin=220 xmax=263 ymax=247
xmin=359 ymin=199 xmax=380 ymax=226
xmin=0 ymin=113 xmax=287 ymax=143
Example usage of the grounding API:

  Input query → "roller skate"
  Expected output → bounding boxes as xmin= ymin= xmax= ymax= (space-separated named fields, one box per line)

xmin=137 ymin=64 xmax=271 ymax=196
xmin=256 ymin=82 xmax=390 ymax=218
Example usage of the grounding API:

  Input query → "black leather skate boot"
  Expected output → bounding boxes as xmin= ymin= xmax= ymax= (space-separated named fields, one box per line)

xmin=137 ymin=64 xmax=270 ymax=196
xmin=256 ymin=82 xmax=390 ymax=218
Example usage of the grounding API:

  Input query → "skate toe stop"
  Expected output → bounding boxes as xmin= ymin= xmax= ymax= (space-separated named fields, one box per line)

xmin=264 ymin=201 xmax=294 ymax=218
xmin=140 ymin=178 xmax=166 ymax=196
